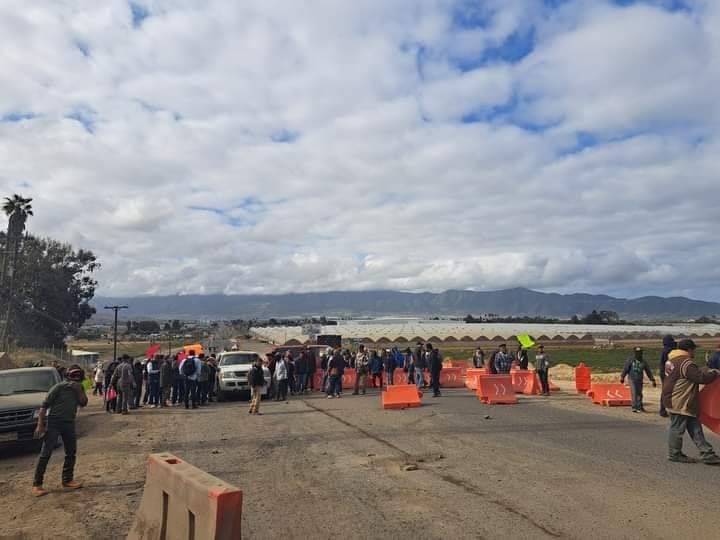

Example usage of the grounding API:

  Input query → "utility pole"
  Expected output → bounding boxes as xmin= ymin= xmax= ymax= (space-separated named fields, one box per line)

xmin=104 ymin=305 xmax=128 ymax=362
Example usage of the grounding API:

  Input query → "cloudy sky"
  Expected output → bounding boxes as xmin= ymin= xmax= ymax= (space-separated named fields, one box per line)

xmin=1 ymin=0 xmax=719 ymax=300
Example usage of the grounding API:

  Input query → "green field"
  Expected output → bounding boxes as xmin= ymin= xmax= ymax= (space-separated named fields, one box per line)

xmin=445 ymin=346 xmax=712 ymax=373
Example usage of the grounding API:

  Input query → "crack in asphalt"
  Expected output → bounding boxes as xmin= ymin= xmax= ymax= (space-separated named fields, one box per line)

xmin=302 ymin=399 xmax=563 ymax=538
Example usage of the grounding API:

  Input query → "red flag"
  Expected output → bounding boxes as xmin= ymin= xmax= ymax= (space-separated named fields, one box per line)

xmin=145 ymin=343 xmax=161 ymax=358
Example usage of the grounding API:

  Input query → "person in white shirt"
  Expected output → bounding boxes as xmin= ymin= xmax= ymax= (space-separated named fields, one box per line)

xmin=93 ymin=362 xmax=105 ymax=395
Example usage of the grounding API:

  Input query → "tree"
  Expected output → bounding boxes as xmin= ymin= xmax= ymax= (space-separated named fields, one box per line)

xmin=1 ymin=233 xmax=99 ymax=348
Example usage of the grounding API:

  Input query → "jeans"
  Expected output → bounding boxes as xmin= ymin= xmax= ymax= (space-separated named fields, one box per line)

xmin=198 ymin=381 xmax=208 ymax=404
xmin=629 ymin=378 xmax=644 ymax=410
xmin=386 ymin=369 xmax=394 ymax=386
xmin=34 ymin=420 xmax=77 ymax=486
xmin=119 ymin=384 xmax=134 ymax=413
xmin=327 ymin=375 xmax=341 ymax=396
xmin=538 ymin=370 xmax=550 ymax=395
xmin=184 ymin=378 xmax=198 ymax=408
xmin=353 ymin=372 xmax=367 ymax=393
xmin=93 ymin=382 xmax=103 ymax=395
xmin=298 ymin=373 xmax=309 ymax=392
xmin=414 ymin=369 xmax=425 ymax=390
xmin=172 ymin=378 xmax=184 ymax=404
xmin=668 ymin=413 xmax=715 ymax=458
xmin=148 ymin=375 xmax=160 ymax=405
xmin=371 ymin=373 xmax=383 ymax=388
xmin=430 ymin=370 xmax=441 ymax=396
xmin=276 ymin=379 xmax=288 ymax=401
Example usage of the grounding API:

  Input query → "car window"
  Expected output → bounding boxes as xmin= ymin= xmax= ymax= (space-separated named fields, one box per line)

xmin=0 ymin=371 xmax=58 ymax=396
xmin=219 ymin=354 xmax=257 ymax=366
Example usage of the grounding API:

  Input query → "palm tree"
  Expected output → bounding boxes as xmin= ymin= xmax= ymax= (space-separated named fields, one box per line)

xmin=2 ymin=194 xmax=33 ymax=238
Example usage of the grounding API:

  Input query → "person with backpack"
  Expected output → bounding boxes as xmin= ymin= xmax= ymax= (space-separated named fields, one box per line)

xmin=662 ymin=339 xmax=720 ymax=464
xmin=180 ymin=350 xmax=202 ymax=409
xmin=427 ymin=343 xmax=443 ymax=397
xmin=248 ymin=356 xmax=266 ymax=415
xmin=620 ymin=347 xmax=657 ymax=413
xmin=31 ymin=365 xmax=88 ymax=497
xmin=353 ymin=345 xmax=370 ymax=395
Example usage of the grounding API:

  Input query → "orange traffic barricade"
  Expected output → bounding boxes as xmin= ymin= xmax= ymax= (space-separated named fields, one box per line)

xmin=382 ymin=384 xmax=422 ymax=410
xmin=476 ymin=374 xmax=518 ymax=405
xmin=465 ymin=368 xmax=487 ymax=390
xmin=575 ymin=363 xmax=592 ymax=394
xmin=510 ymin=370 xmax=540 ymax=395
xmin=439 ymin=367 xmax=465 ymax=388
xmin=699 ymin=379 xmax=720 ymax=436
xmin=586 ymin=383 xmax=631 ymax=406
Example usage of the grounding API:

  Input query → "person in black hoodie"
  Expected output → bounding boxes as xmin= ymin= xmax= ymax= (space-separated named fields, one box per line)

xmin=248 ymin=357 xmax=265 ymax=415
xmin=659 ymin=335 xmax=676 ymax=417
xmin=427 ymin=343 xmax=443 ymax=397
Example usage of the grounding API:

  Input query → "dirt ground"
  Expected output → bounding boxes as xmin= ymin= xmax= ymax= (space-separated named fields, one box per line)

xmin=1 ymin=351 xmax=719 ymax=539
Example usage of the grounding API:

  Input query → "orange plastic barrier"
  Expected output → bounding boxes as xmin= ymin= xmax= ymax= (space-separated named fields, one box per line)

xmin=128 ymin=453 xmax=242 ymax=540
xmin=439 ymin=367 xmax=465 ymax=388
xmin=476 ymin=375 xmax=518 ymax=405
xmin=443 ymin=359 xmax=468 ymax=368
xmin=548 ymin=378 xmax=560 ymax=392
xmin=465 ymin=368 xmax=487 ymax=390
xmin=586 ymin=383 xmax=631 ymax=406
xmin=511 ymin=370 xmax=541 ymax=395
xmin=182 ymin=343 xmax=204 ymax=355
xmin=381 ymin=384 xmax=422 ymax=409
xmin=575 ymin=363 xmax=592 ymax=394
xmin=699 ymin=379 xmax=720 ymax=436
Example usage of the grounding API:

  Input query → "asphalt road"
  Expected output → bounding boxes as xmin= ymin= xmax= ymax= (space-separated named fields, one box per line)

xmin=2 ymin=386 xmax=718 ymax=539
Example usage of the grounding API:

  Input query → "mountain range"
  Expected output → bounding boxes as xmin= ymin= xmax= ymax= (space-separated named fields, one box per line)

xmin=91 ymin=288 xmax=720 ymax=321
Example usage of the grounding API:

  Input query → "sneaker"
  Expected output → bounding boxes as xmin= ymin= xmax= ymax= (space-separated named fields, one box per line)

xmin=62 ymin=480 xmax=83 ymax=490
xmin=700 ymin=454 xmax=720 ymax=465
xmin=327 ymin=395 xmax=334 ymax=399
xmin=632 ymin=409 xmax=639 ymax=413
xmin=335 ymin=394 xmax=341 ymax=398
xmin=659 ymin=411 xmax=669 ymax=418
xmin=31 ymin=486 xmax=48 ymax=497
xmin=668 ymin=454 xmax=696 ymax=463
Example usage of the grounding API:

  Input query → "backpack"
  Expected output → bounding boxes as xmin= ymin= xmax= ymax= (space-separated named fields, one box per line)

xmin=182 ymin=358 xmax=197 ymax=377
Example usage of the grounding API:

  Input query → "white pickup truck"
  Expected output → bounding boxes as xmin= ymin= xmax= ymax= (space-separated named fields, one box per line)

xmin=215 ymin=351 xmax=270 ymax=401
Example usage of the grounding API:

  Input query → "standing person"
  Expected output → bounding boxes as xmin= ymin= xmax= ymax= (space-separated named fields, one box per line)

xmin=353 ymin=345 xmax=369 ymax=395
xmin=287 ymin=354 xmax=297 ymax=395
xmin=658 ymin=335 xmax=676 ymax=417
xmin=494 ymin=344 xmax=513 ymax=374
xmin=662 ymin=339 xmax=720 ymax=464
xmin=296 ymin=349 xmax=309 ymax=394
xmin=132 ymin=359 xmax=144 ymax=409
xmin=159 ymin=355 xmax=172 ymax=408
xmin=31 ymin=365 xmax=88 ymax=497
xmin=404 ymin=348 xmax=414 ymax=384
xmin=146 ymin=355 xmax=161 ymax=408
xmin=104 ymin=358 xmax=119 ymax=398
xmin=92 ymin=362 xmax=104 ymax=395
xmin=472 ymin=348 xmax=485 ymax=369
xmin=141 ymin=360 xmax=150 ymax=406
xmin=336 ymin=348 xmax=346 ymax=396
xmin=320 ymin=351 xmax=330 ymax=393
xmin=180 ymin=350 xmax=201 ymax=410
xmin=326 ymin=349 xmax=342 ymax=399
xmin=517 ymin=346 xmax=529 ymax=370
xmin=171 ymin=355 xmax=183 ymax=406
xmin=275 ymin=353 xmax=289 ymax=402
xmin=266 ymin=353 xmax=277 ymax=399
xmin=197 ymin=354 xmax=210 ymax=405
xmin=370 ymin=350 xmax=383 ymax=388
xmin=707 ymin=343 xmax=720 ymax=370
xmin=111 ymin=356 xmax=135 ymax=415
xmin=620 ymin=347 xmax=657 ymax=413
xmin=535 ymin=345 xmax=552 ymax=396
xmin=489 ymin=350 xmax=498 ymax=374
xmin=307 ymin=348 xmax=317 ymax=392
xmin=248 ymin=356 xmax=265 ymax=415
xmin=414 ymin=345 xmax=427 ymax=389
xmin=427 ymin=343 xmax=443 ymax=397
xmin=382 ymin=349 xmax=395 ymax=387
xmin=206 ymin=354 xmax=218 ymax=402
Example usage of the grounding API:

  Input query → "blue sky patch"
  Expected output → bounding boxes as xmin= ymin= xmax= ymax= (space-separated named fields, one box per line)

xmin=270 ymin=129 xmax=299 ymax=143
xmin=66 ymin=106 xmax=97 ymax=133
xmin=129 ymin=2 xmax=150 ymax=28
xmin=1 ymin=112 xmax=37 ymax=123
xmin=75 ymin=40 xmax=90 ymax=57
xmin=454 ymin=26 xmax=536 ymax=72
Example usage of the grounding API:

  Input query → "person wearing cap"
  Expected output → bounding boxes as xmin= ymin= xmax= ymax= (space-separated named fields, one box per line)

xmin=661 ymin=339 xmax=720 ymax=464
xmin=31 ymin=364 xmax=88 ymax=497
xmin=494 ymin=344 xmax=513 ymax=374
xmin=658 ymin=335 xmax=676 ymax=417
xmin=535 ymin=345 xmax=552 ymax=396
xmin=620 ymin=347 xmax=656 ymax=413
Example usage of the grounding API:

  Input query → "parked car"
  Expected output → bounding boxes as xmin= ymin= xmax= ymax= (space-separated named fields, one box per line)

xmin=0 ymin=367 xmax=61 ymax=448
xmin=215 ymin=351 xmax=271 ymax=401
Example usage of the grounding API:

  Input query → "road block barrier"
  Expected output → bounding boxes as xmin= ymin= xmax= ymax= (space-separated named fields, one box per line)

xmin=700 ymin=379 xmax=720 ymax=436
xmin=511 ymin=370 xmax=540 ymax=395
xmin=476 ymin=375 xmax=518 ymax=405
xmin=381 ymin=384 xmax=422 ymax=409
xmin=575 ymin=363 xmax=592 ymax=394
xmin=439 ymin=367 xmax=465 ymax=388
xmin=128 ymin=453 xmax=243 ymax=540
xmin=586 ymin=383 xmax=631 ymax=406
xmin=465 ymin=368 xmax=488 ymax=390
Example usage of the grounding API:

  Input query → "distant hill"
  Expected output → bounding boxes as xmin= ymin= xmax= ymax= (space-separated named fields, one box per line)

xmin=91 ymin=287 xmax=720 ymax=321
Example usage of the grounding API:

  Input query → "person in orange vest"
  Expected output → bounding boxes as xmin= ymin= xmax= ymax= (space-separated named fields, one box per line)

xmin=662 ymin=339 xmax=720 ymax=464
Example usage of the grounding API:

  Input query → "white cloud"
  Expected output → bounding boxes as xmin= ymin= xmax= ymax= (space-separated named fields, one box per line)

xmin=1 ymin=0 xmax=719 ymax=301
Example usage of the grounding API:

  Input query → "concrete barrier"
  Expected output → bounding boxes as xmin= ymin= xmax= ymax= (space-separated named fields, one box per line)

xmin=127 ymin=453 xmax=243 ymax=540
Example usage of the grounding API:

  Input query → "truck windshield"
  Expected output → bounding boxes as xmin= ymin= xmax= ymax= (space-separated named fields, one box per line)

xmin=0 ymin=371 xmax=58 ymax=396
xmin=219 ymin=354 xmax=257 ymax=366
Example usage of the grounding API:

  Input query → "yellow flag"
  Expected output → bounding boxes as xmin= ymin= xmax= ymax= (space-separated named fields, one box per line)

xmin=517 ymin=334 xmax=536 ymax=349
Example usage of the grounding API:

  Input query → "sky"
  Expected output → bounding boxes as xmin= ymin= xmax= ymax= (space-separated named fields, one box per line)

xmin=1 ymin=0 xmax=719 ymax=300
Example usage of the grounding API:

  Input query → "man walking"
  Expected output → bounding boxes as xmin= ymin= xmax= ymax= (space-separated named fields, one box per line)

xmin=535 ymin=345 xmax=552 ymax=396
xmin=296 ymin=349 xmax=309 ymax=393
xmin=621 ymin=347 xmax=657 ymax=412
xmin=662 ymin=339 xmax=720 ymax=464
xmin=427 ymin=343 xmax=443 ymax=397
xmin=248 ymin=356 xmax=265 ymax=415
xmin=494 ymin=344 xmax=513 ymax=374
xmin=159 ymin=355 xmax=172 ymax=408
xmin=32 ymin=365 xmax=88 ymax=497
xmin=112 ymin=356 xmax=136 ymax=415
xmin=353 ymin=345 xmax=369 ymax=395
xmin=180 ymin=350 xmax=202 ymax=409
xmin=658 ymin=335 xmax=676 ymax=417
xmin=414 ymin=345 xmax=427 ymax=389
